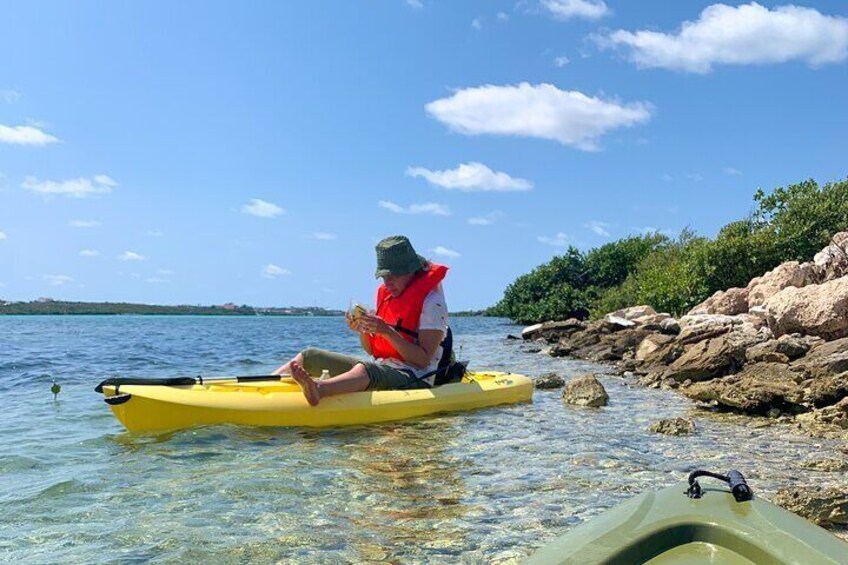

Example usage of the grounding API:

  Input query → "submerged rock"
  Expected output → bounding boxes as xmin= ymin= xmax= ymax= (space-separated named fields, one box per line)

xmin=562 ymin=374 xmax=609 ymax=407
xmin=534 ymin=373 xmax=565 ymax=390
xmin=800 ymin=458 xmax=848 ymax=473
xmin=649 ymin=417 xmax=696 ymax=435
xmin=772 ymin=487 xmax=848 ymax=527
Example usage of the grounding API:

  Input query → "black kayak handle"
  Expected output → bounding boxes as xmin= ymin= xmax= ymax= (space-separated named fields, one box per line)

xmin=686 ymin=469 xmax=753 ymax=502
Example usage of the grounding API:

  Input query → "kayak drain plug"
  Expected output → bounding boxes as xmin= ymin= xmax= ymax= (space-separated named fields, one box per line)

xmin=686 ymin=469 xmax=753 ymax=502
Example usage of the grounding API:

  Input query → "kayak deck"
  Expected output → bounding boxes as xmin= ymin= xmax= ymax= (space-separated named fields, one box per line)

xmin=99 ymin=371 xmax=532 ymax=433
xmin=527 ymin=481 xmax=848 ymax=564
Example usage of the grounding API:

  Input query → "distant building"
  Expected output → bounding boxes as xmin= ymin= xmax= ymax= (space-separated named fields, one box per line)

xmin=221 ymin=302 xmax=237 ymax=310
xmin=38 ymin=297 xmax=55 ymax=303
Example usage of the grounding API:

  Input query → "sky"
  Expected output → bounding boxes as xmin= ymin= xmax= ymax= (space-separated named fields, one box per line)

xmin=0 ymin=0 xmax=846 ymax=310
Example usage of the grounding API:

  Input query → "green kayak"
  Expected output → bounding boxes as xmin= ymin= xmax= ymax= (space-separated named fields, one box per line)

xmin=527 ymin=470 xmax=848 ymax=564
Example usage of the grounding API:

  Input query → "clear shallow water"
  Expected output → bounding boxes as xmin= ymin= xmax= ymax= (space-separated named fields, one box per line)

xmin=1 ymin=316 xmax=846 ymax=564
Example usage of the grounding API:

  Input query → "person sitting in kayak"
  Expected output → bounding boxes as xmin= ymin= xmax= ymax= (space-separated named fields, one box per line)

xmin=274 ymin=235 xmax=449 ymax=406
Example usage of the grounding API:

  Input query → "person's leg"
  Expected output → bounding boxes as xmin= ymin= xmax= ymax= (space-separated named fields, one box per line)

xmin=290 ymin=360 xmax=370 ymax=406
xmin=274 ymin=348 xmax=359 ymax=377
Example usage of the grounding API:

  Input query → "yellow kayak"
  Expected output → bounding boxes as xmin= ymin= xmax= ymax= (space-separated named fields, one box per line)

xmin=96 ymin=371 xmax=533 ymax=433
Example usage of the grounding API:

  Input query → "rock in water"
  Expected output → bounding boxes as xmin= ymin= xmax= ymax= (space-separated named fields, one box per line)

xmin=773 ymin=487 xmax=848 ymax=527
xmin=649 ymin=417 xmax=696 ymax=435
xmin=562 ymin=374 xmax=609 ymax=407
xmin=534 ymin=373 xmax=565 ymax=390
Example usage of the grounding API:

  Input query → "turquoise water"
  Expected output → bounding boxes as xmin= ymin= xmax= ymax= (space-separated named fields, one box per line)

xmin=1 ymin=316 xmax=846 ymax=564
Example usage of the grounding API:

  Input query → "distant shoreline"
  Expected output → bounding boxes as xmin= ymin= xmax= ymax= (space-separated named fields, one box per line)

xmin=0 ymin=300 xmax=343 ymax=316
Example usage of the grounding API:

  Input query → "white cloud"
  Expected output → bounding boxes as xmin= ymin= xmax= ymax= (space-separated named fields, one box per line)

xmin=0 ymin=124 xmax=59 ymax=145
xmin=378 ymin=201 xmax=450 ymax=216
xmin=147 ymin=230 xmax=164 ymax=237
xmin=263 ymin=264 xmax=291 ymax=278
xmin=601 ymin=2 xmax=848 ymax=73
xmin=472 ymin=18 xmax=482 ymax=30
xmin=69 ymin=220 xmax=101 ymax=228
xmin=542 ymin=0 xmax=610 ymax=21
xmin=406 ymin=0 xmax=423 ymax=8
xmin=241 ymin=198 xmax=284 ymax=218
xmin=497 ymin=12 xmax=509 ymax=22
xmin=468 ymin=211 xmax=503 ymax=226
xmin=310 ymin=232 xmax=337 ymax=240
xmin=157 ymin=269 xmax=175 ymax=276
xmin=79 ymin=249 xmax=99 ymax=257
xmin=585 ymin=220 xmax=611 ymax=237
xmin=554 ymin=55 xmax=571 ymax=67
xmin=0 ymin=230 xmax=6 ymax=241
xmin=724 ymin=167 xmax=742 ymax=176
xmin=538 ymin=232 xmax=571 ymax=247
xmin=118 ymin=251 xmax=145 ymax=261
xmin=432 ymin=246 xmax=461 ymax=258
xmin=407 ymin=162 xmax=532 ymax=192
xmin=426 ymin=83 xmax=652 ymax=151
xmin=0 ymin=90 xmax=20 ymax=104
xmin=44 ymin=274 xmax=73 ymax=286
xmin=23 ymin=175 xmax=115 ymax=198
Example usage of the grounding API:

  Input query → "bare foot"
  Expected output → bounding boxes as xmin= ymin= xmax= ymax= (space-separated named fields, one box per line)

xmin=290 ymin=361 xmax=321 ymax=406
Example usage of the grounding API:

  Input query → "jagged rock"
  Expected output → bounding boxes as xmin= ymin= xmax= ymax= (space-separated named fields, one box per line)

xmin=632 ymin=313 xmax=672 ymax=331
xmin=649 ymin=417 xmax=696 ymax=435
xmin=792 ymin=337 xmax=848 ymax=380
xmin=608 ymin=305 xmax=657 ymax=320
xmin=657 ymin=336 xmax=746 ymax=383
xmin=688 ymin=287 xmax=749 ymax=316
xmin=546 ymin=343 xmax=571 ymax=358
xmin=764 ymin=277 xmax=848 ymax=340
xmin=678 ymin=314 xmax=736 ymax=344
xmin=659 ymin=318 xmax=681 ymax=335
xmin=534 ymin=373 xmax=565 ymax=390
xmin=522 ymin=319 xmax=586 ymax=341
xmin=506 ymin=334 xmax=520 ymax=340
xmin=813 ymin=231 xmax=848 ymax=282
xmin=805 ymin=374 xmax=848 ymax=409
xmin=800 ymin=458 xmax=848 ymax=472
xmin=597 ymin=316 xmax=635 ymax=332
xmin=772 ymin=487 xmax=848 ymax=527
xmin=681 ymin=362 xmax=806 ymax=415
xmin=562 ymin=374 xmax=609 ymax=407
xmin=747 ymin=261 xmax=821 ymax=308
xmin=794 ymin=397 xmax=848 ymax=437
xmin=775 ymin=334 xmax=820 ymax=360
xmin=635 ymin=334 xmax=676 ymax=361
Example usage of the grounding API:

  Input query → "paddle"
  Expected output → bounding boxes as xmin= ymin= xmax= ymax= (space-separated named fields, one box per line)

xmin=94 ymin=373 xmax=292 ymax=393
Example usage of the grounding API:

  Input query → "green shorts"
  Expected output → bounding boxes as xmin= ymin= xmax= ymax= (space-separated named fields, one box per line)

xmin=299 ymin=348 xmax=430 ymax=390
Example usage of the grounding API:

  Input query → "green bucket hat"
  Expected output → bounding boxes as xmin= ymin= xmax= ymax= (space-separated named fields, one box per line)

xmin=374 ymin=235 xmax=426 ymax=278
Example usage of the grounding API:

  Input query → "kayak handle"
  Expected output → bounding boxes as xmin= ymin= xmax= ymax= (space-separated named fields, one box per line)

xmin=686 ymin=469 xmax=752 ymax=502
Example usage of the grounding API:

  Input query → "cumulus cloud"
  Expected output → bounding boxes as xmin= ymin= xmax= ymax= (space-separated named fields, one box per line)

xmin=44 ymin=274 xmax=73 ymax=286
xmin=472 ymin=18 xmax=482 ymax=30
xmin=263 ymin=264 xmax=291 ymax=278
xmin=79 ymin=249 xmax=99 ymax=257
xmin=432 ymin=246 xmax=461 ymax=258
xmin=600 ymin=2 xmax=848 ymax=73
xmin=468 ymin=211 xmax=503 ymax=226
xmin=724 ymin=167 xmax=742 ymax=176
xmin=0 ymin=90 xmax=21 ymax=104
xmin=310 ymin=232 xmax=337 ymax=240
xmin=538 ymin=232 xmax=571 ymax=247
xmin=585 ymin=220 xmax=611 ymax=237
xmin=378 ymin=201 xmax=450 ymax=216
xmin=69 ymin=220 xmax=101 ymax=228
xmin=0 ymin=230 xmax=6 ymax=241
xmin=23 ymin=175 xmax=115 ymax=198
xmin=241 ymin=198 xmax=285 ymax=218
xmin=0 ymin=124 xmax=59 ymax=145
xmin=542 ymin=0 xmax=610 ymax=21
xmin=554 ymin=55 xmax=571 ymax=67
xmin=118 ymin=251 xmax=145 ymax=261
xmin=407 ymin=162 xmax=532 ymax=192
xmin=497 ymin=12 xmax=509 ymax=22
xmin=426 ymin=83 xmax=652 ymax=151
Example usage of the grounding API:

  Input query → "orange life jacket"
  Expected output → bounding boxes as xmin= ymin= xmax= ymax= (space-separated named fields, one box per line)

xmin=368 ymin=263 xmax=448 ymax=362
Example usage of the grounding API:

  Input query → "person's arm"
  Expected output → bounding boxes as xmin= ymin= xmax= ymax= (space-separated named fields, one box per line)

xmin=357 ymin=314 xmax=443 ymax=368
xmin=346 ymin=312 xmax=373 ymax=355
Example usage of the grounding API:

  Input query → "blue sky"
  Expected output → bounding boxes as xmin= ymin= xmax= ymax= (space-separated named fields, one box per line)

xmin=1 ymin=1 xmax=846 ymax=310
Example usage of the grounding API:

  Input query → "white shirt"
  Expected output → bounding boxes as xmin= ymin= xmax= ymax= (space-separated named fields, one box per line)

xmin=376 ymin=284 xmax=449 ymax=385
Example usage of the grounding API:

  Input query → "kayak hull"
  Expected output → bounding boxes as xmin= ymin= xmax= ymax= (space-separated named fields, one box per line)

xmin=527 ymin=482 xmax=848 ymax=564
xmin=100 ymin=371 xmax=532 ymax=433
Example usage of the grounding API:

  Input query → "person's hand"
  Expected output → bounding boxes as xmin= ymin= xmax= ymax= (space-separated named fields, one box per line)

xmin=357 ymin=313 xmax=391 ymax=336
xmin=345 ymin=312 xmax=364 ymax=333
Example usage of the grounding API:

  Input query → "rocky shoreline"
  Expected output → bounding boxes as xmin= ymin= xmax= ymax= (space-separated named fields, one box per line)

xmin=515 ymin=232 xmax=848 ymax=529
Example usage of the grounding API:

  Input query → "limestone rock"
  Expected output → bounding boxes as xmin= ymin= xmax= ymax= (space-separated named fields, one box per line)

xmin=635 ymin=334 xmax=676 ymax=361
xmin=562 ymin=374 xmax=609 ymax=407
xmin=649 ymin=417 xmax=696 ymax=435
xmin=813 ymin=231 xmax=848 ymax=282
xmin=607 ymin=305 xmax=657 ymax=320
xmin=800 ymin=458 xmax=848 ymax=472
xmin=764 ymin=277 xmax=848 ymax=340
xmin=522 ymin=319 xmax=586 ymax=341
xmin=772 ymin=487 xmax=848 ymax=527
xmin=682 ymin=362 xmax=806 ymax=415
xmin=659 ymin=336 xmax=746 ymax=383
xmin=747 ymin=261 xmax=821 ymax=309
xmin=688 ymin=287 xmax=749 ymax=316
xmin=795 ymin=397 xmax=848 ymax=437
xmin=659 ymin=317 xmax=681 ymax=335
